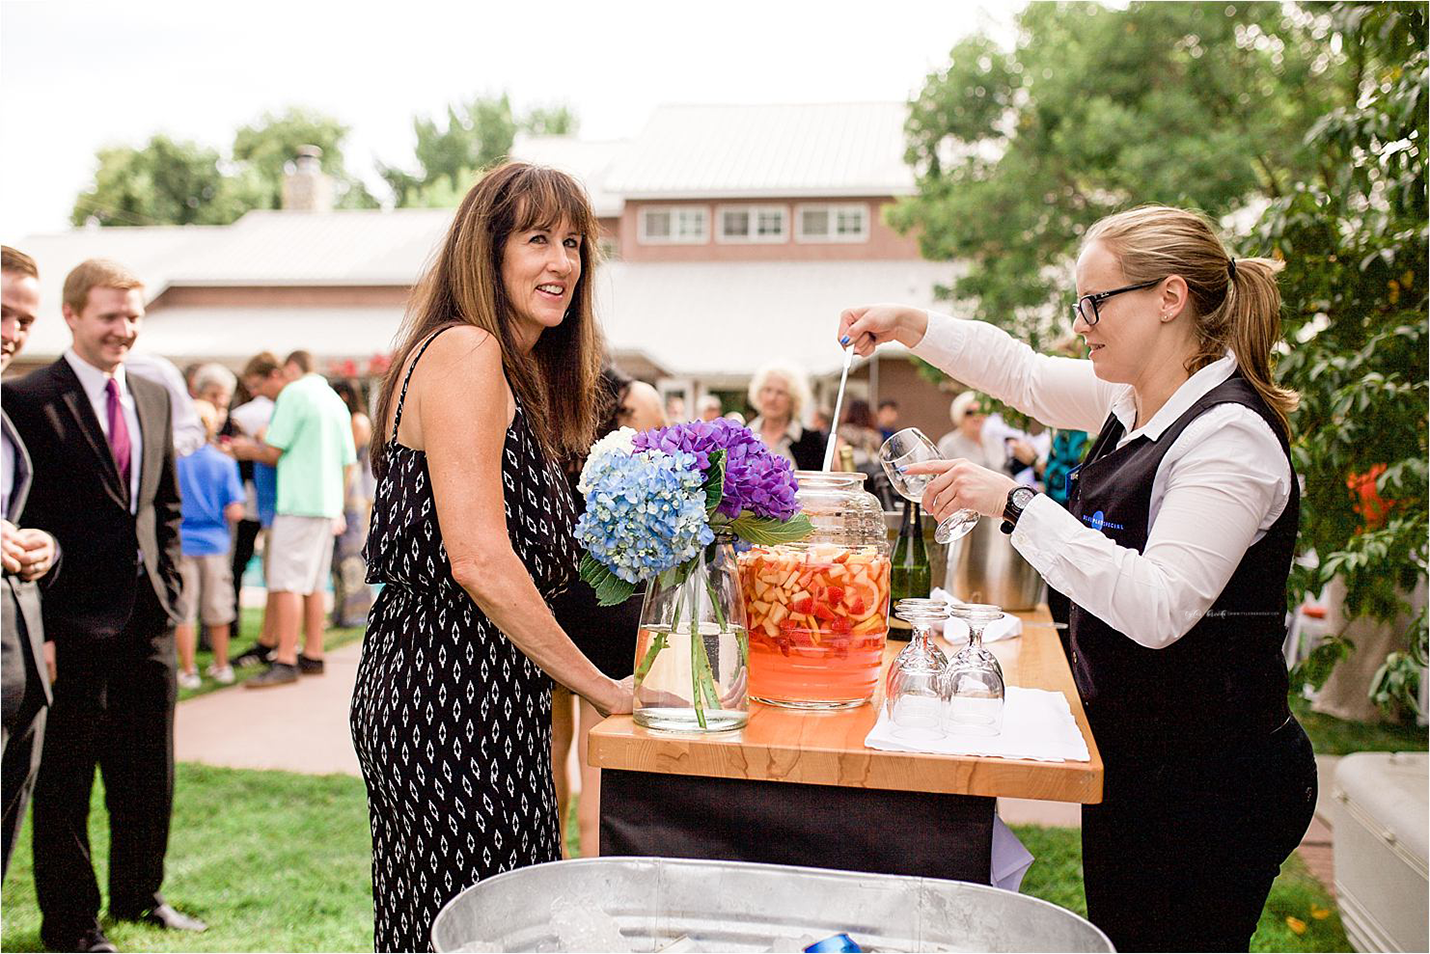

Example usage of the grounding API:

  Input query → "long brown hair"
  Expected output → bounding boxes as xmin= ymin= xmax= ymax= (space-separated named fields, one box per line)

xmin=373 ymin=162 xmax=605 ymax=475
xmin=1085 ymin=205 xmax=1298 ymax=437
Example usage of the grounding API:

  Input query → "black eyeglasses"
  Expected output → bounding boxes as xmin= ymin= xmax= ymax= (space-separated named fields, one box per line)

xmin=1071 ymin=278 xmax=1162 ymax=327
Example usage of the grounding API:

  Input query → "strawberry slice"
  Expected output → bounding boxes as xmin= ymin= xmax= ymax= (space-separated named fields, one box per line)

xmin=812 ymin=602 xmax=838 ymax=622
xmin=825 ymin=585 xmax=845 ymax=604
xmin=791 ymin=596 xmax=814 ymax=615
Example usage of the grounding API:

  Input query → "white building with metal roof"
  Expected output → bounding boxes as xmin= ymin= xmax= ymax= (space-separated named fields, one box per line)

xmin=11 ymin=101 xmax=962 ymax=434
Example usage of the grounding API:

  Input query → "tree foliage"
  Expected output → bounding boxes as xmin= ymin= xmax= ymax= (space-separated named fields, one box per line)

xmin=891 ymin=2 xmax=1342 ymax=347
xmin=381 ymin=94 xmax=580 ymax=207
xmin=70 ymin=135 xmax=261 ymax=227
xmin=1253 ymin=3 xmax=1428 ymax=716
xmin=232 ymin=108 xmax=378 ymax=210
xmin=73 ymin=108 xmax=377 ymax=226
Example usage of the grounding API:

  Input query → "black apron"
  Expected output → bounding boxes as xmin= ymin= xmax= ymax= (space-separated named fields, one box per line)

xmin=1067 ymin=373 xmax=1317 ymax=952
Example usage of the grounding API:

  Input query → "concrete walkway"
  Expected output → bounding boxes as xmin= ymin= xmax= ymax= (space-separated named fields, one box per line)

xmin=174 ymin=641 xmax=363 ymax=776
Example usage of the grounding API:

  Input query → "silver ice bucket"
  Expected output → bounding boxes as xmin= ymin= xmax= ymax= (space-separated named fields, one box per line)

xmin=431 ymin=856 xmax=1114 ymax=952
xmin=948 ymin=514 xmax=1044 ymax=610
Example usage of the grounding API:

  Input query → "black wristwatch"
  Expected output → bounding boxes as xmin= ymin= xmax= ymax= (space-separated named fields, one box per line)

xmin=1000 ymin=486 xmax=1037 ymax=535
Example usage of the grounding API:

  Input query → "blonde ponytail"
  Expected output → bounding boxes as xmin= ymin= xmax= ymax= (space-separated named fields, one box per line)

xmin=1085 ymin=205 xmax=1298 ymax=438
xmin=1222 ymin=256 xmax=1297 ymax=437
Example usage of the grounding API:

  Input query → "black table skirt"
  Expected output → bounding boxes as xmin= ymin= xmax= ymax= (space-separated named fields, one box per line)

xmin=600 ymin=769 xmax=995 ymax=883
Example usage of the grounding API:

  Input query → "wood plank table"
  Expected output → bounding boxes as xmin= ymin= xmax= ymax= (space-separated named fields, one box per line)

xmin=589 ymin=605 xmax=1102 ymax=883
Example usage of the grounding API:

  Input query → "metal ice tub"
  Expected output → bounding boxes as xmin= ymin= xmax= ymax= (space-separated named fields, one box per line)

xmin=431 ymin=856 xmax=1114 ymax=952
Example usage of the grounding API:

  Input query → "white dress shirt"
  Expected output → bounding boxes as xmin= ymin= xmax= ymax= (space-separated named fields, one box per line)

xmin=65 ymin=349 xmax=143 ymax=514
xmin=913 ymin=312 xmax=1292 ymax=650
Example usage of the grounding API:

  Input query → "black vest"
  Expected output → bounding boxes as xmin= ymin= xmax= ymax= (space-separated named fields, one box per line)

xmin=1068 ymin=373 xmax=1298 ymax=761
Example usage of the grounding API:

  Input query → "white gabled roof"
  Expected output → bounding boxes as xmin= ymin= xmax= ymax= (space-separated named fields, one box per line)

xmin=174 ymin=208 xmax=453 ymax=285
xmin=602 ymin=102 xmax=916 ymax=199
xmin=511 ymin=134 xmax=629 ymax=219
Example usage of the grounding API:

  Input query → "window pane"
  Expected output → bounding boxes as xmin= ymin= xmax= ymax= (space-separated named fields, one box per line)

xmin=836 ymin=208 xmax=866 ymax=235
xmin=757 ymin=210 xmax=784 ymax=236
xmin=722 ymin=210 xmax=750 ymax=237
xmin=802 ymin=209 xmax=829 ymax=236
xmin=645 ymin=211 xmax=671 ymax=238
xmin=676 ymin=209 xmax=706 ymax=238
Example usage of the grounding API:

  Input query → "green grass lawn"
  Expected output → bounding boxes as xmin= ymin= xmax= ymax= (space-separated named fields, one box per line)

xmin=1 ymin=764 xmax=374 ymax=953
xmin=1291 ymin=695 xmax=1429 ymax=756
xmin=1014 ymin=826 xmax=1351 ymax=952
xmin=1 ymin=763 xmax=1350 ymax=953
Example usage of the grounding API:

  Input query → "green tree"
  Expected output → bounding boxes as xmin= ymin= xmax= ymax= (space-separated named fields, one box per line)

xmin=1253 ymin=3 xmax=1428 ymax=716
xmin=891 ymin=1 xmax=1343 ymax=347
xmin=522 ymin=104 xmax=579 ymax=136
xmin=382 ymin=94 xmax=517 ymax=206
xmin=70 ymin=134 xmax=261 ymax=227
xmin=382 ymin=94 xmax=580 ymax=207
xmin=232 ymin=107 xmax=379 ymax=210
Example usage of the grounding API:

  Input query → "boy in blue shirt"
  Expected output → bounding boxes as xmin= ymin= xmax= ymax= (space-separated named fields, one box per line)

xmin=176 ymin=400 xmax=244 ymax=688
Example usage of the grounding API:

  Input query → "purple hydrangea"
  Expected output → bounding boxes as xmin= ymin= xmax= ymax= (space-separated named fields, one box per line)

xmin=633 ymin=419 xmax=800 ymax=521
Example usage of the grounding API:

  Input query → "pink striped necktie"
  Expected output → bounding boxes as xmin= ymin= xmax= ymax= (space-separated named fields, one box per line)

xmin=105 ymin=377 xmax=132 ymax=492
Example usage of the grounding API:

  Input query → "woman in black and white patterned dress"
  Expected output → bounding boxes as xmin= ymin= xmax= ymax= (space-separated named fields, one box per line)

xmin=351 ymin=163 xmax=633 ymax=953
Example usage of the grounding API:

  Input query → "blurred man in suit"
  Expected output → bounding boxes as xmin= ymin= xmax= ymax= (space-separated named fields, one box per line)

xmin=6 ymin=259 xmax=205 ymax=952
xmin=1 ymin=246 xmax=59 ymax=878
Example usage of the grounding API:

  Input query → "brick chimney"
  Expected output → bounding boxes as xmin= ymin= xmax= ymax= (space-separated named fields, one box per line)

xmin=282 ymin=145 xmax=333 ymax=212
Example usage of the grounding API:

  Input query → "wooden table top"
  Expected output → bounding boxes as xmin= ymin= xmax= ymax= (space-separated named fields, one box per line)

xmin=589 ymin=605 xmax=1104 ymax=803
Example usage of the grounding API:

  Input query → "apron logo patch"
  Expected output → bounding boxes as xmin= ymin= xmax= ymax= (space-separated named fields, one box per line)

xmin=1081 ymin=510 xmax=1125 ymax=532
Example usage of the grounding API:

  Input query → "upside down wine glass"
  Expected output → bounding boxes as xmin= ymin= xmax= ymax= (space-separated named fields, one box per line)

xmin=879 ymin=428 xmax=980 ymax=544
xmin=944 ymin=602 xmax=1006 ymax=736
xmin=885 ymin=599 xmax=950 ymax=739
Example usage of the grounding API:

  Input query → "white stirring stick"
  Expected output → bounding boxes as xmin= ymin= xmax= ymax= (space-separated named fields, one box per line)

xmin=821 ymin=345 xmax=855 ymax=472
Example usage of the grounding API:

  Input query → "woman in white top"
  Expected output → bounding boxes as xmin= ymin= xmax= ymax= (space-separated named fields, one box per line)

xmin=935 ymin=390 xmax=994 ymax=467
xmin=839 ymin=206 xmax=1316 ymax=952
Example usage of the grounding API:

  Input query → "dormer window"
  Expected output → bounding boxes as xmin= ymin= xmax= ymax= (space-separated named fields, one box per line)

xmin=717 ymin=205 xmax=788 ymax=243
xmin=795 ymin=203 xmax=869 ymax=243
xmin=639 ymin=206 xmax=709 ymax=244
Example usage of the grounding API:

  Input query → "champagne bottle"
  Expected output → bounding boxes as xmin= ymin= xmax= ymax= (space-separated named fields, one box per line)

xmin=889 ymin=499 xmax=931 ymax=641
xmin=838 ymin=443 xmax=857 ymax=473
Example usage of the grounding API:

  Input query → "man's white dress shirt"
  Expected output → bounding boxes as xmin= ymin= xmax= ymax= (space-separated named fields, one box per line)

xmin=64 ymin=350 xmax=143 ymax=514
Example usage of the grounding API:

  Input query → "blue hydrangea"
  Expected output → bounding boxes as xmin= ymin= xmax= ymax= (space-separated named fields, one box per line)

xmin=575 ymin=448 xmax=714 ymax=583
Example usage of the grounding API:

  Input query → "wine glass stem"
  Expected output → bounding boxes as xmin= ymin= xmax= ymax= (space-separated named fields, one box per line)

xmin=915 ymin=621 xmax=932 ymax=654
xmin=968 ymin=622 xmax=984 ymax=652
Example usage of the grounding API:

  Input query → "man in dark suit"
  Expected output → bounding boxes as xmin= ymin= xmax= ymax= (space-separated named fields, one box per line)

xmin=1 ymin=246 xmax=59 ymax=878
xmin=6 ymin=259 xmax=205 ymax=953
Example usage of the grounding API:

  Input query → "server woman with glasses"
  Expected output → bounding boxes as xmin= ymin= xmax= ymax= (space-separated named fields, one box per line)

xmin=837 ymin=205 xmax=1316 ymax=952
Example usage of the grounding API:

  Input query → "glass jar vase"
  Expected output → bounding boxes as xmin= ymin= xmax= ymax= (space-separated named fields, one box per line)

xmin=632 ymin=535 xmax=749 ymax=732
xmin=738 ymin=471 xmax=892 ymax=709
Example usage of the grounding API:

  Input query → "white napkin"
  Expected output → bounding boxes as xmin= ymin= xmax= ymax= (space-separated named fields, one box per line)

xmin=929 ymin=587 xmax=1022 ymax=643
xmin=864 ymin=686 xmax=1090 ymax=762
xmin=992 ymin=815 xmax=1035 ymax=893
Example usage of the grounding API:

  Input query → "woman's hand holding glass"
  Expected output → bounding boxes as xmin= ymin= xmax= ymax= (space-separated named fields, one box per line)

xmin=879 ymin=428 xmax=982 ymax=544
xmin=901 ymin=457 xmax=1018 ymax=527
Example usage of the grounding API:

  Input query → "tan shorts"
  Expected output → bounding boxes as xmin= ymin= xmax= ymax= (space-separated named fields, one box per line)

xmin=178 ymin=554 xmax=236 ymax=626
xmin=267 ymin=514 xmax=336 ymax=595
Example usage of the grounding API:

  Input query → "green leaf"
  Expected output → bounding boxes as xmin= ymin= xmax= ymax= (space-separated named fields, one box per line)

xmin=729 ymin=513 xmax=815 ymax=546
xmin=579 ymin=552 xmax=637 ymax=607
xmin=702 ymin=449 xmax=726 ymax=518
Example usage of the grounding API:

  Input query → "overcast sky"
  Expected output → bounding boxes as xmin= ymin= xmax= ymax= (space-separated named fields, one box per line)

xmin=1 ymin=1 xmax=1021 ymax=240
